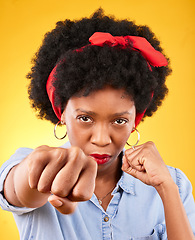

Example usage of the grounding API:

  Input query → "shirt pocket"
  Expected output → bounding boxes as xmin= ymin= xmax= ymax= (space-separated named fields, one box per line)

xmin=129 ymin=224 xmax=167 ymax=240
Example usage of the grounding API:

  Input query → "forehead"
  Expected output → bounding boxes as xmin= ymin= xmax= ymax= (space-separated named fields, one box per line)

xmin=66 ymin=86 xmax=135 ymax=114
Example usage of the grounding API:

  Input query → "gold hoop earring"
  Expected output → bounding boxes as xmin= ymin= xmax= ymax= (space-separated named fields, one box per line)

xmin=54 ymin=121 xmax=67 ymax=140
xmin=126 ymin=128 xmax=140 ymax=149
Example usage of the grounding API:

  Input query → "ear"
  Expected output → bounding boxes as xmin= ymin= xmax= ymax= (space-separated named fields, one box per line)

xmin=60 ymin=110 xmax=66 ymax=125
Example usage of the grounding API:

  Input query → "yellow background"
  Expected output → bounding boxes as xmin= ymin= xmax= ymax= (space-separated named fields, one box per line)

xmin=0 ymin=0 xmax=194 ymax=239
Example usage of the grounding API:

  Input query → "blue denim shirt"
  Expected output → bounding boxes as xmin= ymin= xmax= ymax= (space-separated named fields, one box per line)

xmin=0 ymin=146 xmax=195 ymax=240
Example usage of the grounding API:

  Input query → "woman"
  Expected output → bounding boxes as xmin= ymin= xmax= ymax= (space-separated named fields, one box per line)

xmin=0 ymin=9 xmax=194 ymax=240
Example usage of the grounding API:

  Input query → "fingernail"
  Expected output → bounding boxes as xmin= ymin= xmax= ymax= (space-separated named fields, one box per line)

xmin=50 ymin=200 xmax=63 ymax=207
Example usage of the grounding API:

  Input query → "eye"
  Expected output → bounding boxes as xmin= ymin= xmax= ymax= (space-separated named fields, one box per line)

xmin=114 ymin=119 xmax=128 ymax=125
xmin=77 ymin=116 xmax=93 ymax=123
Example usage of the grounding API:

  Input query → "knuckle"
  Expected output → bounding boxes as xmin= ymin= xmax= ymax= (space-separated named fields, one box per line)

xmin=67 ymin=147 xmax=83 ymax=164
xmin=28 ymin=154 xmax=44 ymax=172
xmin=30 ymin=149 xmax=48 ymax=164
xmin=51 ymin=186 xmax=68 ymax=198
xmin=36 ymin=145 xmax=49 ymax=149
xmin=144 ymin=141 xmax=156 ymax=154
xmin=34 ymin=150 xmax=45 ymax=160
xmin=143 ymin=141 xmax=155 ymax=153
xmin=34 ymin=145 xmax=49 ymax=153
xmin=69 ymin=146 xmax=82 ymax=159
xmin=52 ymin=148 xmax=67 ymax=164
xmin=37 ymin=184 xmax=50 ymax=193
xmin=51 ymin=148 xmax=62 ymax=158
xmin=146 ymin=141 xmax=155 ymax=147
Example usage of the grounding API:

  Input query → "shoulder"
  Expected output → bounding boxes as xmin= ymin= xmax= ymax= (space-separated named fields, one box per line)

xmin=167 ymin=166 xmax=193 ymax=201
xmin=167 ymin=166 xmax=191 ymax=187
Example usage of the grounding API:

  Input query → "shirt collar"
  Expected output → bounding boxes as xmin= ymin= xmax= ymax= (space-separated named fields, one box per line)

xmin=115 ymin=171 xmax=136 ymax=195
xmin=116 ymin=148 xmax=136 ymax=195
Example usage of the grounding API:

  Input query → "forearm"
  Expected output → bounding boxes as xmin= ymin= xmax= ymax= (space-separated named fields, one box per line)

xmin=156 ymin=181 xmax=194 ymax=240
xmin=4 ymin=158 xmax=49 ymax=208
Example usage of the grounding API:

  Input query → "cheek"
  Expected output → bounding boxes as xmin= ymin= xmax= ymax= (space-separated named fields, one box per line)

xmin=112 ymin=125 xmax=133 ymax=146
xmin=66 ymin=120 xmax=89 ymax=146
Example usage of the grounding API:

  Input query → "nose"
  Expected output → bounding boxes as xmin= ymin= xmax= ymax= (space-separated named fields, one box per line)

xmin=91 ymin=123 xmax=112 ymax=147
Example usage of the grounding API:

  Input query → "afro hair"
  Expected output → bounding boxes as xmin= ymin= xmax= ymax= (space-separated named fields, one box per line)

xmin=27 ymin=8 xmax=171 ymax=124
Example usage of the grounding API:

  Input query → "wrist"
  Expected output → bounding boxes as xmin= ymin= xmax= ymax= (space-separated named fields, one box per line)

xmin=155 ymin=179 xmax=178 ymax=200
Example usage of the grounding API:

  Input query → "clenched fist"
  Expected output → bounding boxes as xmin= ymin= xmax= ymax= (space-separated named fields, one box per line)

xmin=122 ymin=141 xmax=174 ymax=191
xmin=18 ymin=145 xmax=98 ymax=214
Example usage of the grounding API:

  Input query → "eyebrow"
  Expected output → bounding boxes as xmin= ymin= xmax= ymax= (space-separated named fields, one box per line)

xmin=75 ymin=109 xmax=97 ymax=116
xmin=112 ymin=111 xmax=133 ymax=117
xmin=74 ymin=108 xmax=132 ymax=117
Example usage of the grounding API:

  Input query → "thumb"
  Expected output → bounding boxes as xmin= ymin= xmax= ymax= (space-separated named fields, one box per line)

xmin=48 ymin=194 xmax=78 ymax=214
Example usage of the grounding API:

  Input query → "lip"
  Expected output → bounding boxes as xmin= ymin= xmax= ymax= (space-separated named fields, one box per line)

xmin=89 ymin=154 xmax=111 ymax=165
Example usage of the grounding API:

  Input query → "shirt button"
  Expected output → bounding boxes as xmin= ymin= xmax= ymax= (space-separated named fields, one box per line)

xmin=104 ymin=216 xmax=109 ymax=222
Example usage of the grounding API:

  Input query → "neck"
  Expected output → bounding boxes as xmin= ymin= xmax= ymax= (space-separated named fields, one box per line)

xmin=94 ymin=153 xmax=123 ymax=211
xmin=95 ymin=153 xmax=123 ymax=192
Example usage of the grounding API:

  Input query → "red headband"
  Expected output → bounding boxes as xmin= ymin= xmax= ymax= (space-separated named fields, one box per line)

xmin=46 ymin=32 xmax=168 ymax=128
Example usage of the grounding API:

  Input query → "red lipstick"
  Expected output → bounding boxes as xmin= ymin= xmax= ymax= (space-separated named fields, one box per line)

xmin=90 ymin=154 xmax=111 ymax=165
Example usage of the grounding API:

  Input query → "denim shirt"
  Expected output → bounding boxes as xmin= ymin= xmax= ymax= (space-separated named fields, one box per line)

xmin=0 ymin=146 xmax=195 ymax=240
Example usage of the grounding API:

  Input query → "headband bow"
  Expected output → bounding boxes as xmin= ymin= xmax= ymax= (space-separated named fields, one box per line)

xmin=46 ymin=32 xmax=168 ymax=128
xmin=89 ymin=32 xmax=168 ymax=68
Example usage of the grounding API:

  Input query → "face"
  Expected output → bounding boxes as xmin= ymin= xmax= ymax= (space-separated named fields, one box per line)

xmin=61 ymin=86 xmax=136 ymax=171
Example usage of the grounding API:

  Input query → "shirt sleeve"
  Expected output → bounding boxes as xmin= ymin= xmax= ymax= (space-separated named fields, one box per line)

xmin=0 ymin=147 xmax=35 ymax=215
xmin=169 ymin=166 xmax=195 ymax=235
